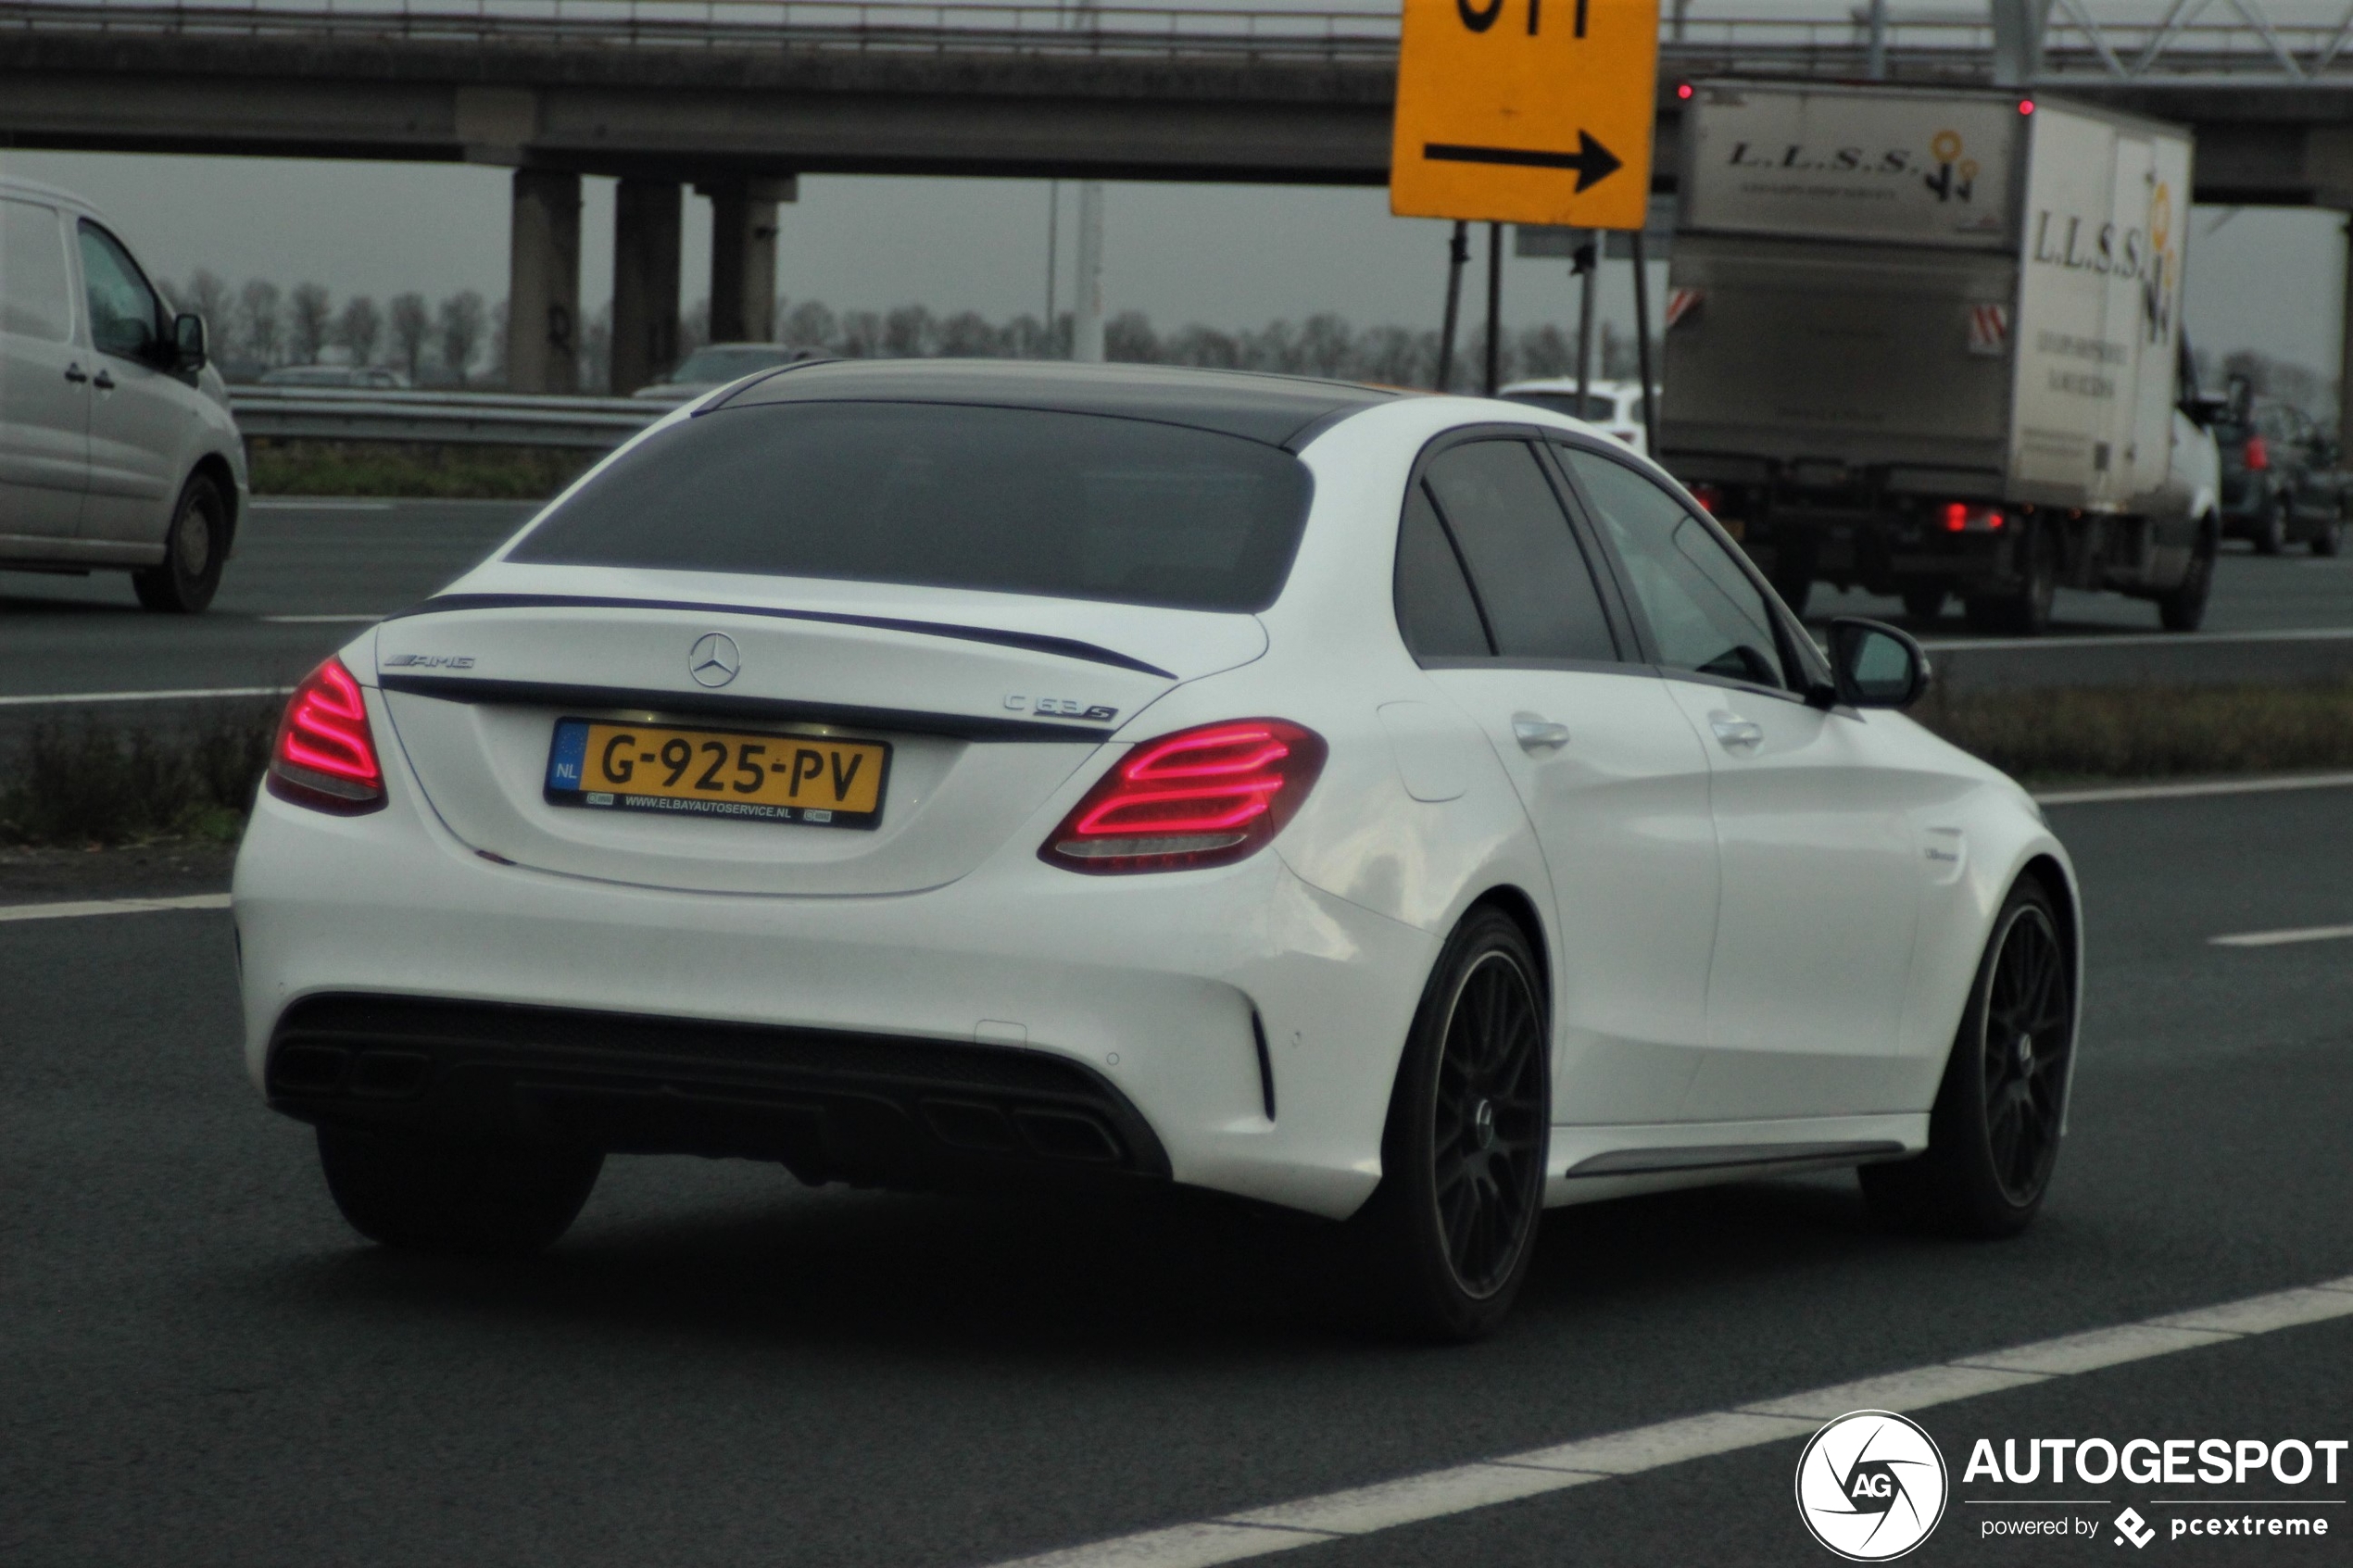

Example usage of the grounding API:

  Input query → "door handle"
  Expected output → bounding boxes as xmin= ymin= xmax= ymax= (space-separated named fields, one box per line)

xmin=92 ymin=369 xmax=116 ymax=391
xmin=1512 ymin=717 xmax=1572 ymax=753
xmin=1710 ymin=717 xmax=1766 ymax=751
xmin=64 ymin=362 xmax=88 ymax=383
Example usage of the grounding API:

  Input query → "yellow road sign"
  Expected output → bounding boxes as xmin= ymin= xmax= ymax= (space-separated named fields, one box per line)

xmin=1390 ymin=0 xmax=1660 ymax=231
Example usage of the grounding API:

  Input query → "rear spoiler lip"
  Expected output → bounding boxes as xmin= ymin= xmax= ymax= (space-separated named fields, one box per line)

xmin=385 ymin=592 xmax=1179 ymax=680
xmin=377 ymin=673 xmax=1116 ymax=745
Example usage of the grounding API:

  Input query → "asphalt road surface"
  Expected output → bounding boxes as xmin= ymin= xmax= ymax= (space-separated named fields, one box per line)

xmin=5 ymin=784 xmax=2351 ymax=1566
xmin=4 ymin=500 xmax=2353 ymax=712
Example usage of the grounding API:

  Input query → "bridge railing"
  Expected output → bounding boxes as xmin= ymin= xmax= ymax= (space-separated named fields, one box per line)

xmin=7 ymin=0 xmax=2353 ymax=81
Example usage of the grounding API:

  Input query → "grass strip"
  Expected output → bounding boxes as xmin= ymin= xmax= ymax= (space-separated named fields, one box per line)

xmin=1912 ymin=681 xmax=2353 ymax=785
xmin=0 ymin=706 xmax=278 ymax=847
xmin=248 ymin=438 xmax=598 ymax=500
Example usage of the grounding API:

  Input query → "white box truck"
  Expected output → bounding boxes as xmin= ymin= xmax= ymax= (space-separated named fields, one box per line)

xmin=1659 ymin=82 xmax=2221 ymax=633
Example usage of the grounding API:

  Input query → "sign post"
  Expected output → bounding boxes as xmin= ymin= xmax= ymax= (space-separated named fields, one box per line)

xmin=1390 ymin=0 xmax=1661 ymax=232
xmin=1393 ymin=0 xmax=1660 ymax=401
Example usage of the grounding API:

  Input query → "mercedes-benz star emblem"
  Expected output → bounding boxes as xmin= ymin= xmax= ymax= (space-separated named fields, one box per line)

xmin=688 ymin=632 xmax=741 ymax=688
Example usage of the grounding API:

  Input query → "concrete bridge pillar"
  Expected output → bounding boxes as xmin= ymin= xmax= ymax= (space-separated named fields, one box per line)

xmin=508 ymin=168 xmax=581 ymax=393
xmin=699 ymin=176 xmax=796 ymax=344
xmin=611 ymin=178 xmax=683 ymax=394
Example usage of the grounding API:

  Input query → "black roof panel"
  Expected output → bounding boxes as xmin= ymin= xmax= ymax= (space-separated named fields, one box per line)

xmin=709 ymin=358 xmax=1398 ymax=447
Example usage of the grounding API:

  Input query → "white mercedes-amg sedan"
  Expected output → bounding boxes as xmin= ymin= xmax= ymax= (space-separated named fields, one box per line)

xmin=234 ymin=360 xmax=2080 ymax=1339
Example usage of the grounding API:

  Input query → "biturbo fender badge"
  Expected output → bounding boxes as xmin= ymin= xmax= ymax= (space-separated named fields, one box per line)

xmin=382 ymin=653 xmax=475 ymax=670
xmin=1005 ymin=695 xmax=1119 ymax=722
xmin=688 ymin=632 xmax=741 ymax=688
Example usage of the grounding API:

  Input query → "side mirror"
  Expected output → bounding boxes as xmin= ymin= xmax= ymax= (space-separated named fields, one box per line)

xmin=171 ymin=311 xmax=208 ymax=373
xmin=1828 ymin=616 xmax=1931 ymax=709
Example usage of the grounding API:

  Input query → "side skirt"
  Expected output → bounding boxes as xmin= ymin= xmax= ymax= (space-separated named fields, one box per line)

xmin=1541 ymin=1112 xmax=1929 ymax=1208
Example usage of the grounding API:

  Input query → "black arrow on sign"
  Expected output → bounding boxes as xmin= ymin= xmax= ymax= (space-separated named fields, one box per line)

xmin=1423 ymin=131 xmax=1623 ymax=193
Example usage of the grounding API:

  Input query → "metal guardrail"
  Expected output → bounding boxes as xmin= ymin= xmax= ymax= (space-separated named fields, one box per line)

xmin=227 ymin=384 xmax=665 ymax=448
xmin=11 ymin=0 xmax=2353 ymax=82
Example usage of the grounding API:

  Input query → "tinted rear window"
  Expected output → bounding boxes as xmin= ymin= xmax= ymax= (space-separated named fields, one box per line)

xmin=510 ymin=401 xmax=1315 ymax=612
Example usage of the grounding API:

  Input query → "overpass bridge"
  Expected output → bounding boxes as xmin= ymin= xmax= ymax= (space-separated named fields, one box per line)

xmin=9 ymin=0 xmax=2353 ymax=397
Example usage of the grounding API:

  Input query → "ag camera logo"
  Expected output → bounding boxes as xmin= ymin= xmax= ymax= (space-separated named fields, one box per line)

xmin=1795 ymin=1411 xmax=1948 ymax=1561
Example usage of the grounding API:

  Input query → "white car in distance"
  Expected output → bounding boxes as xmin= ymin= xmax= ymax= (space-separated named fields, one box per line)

xmin=1500 ymin=376 xmax=1653 ymax=450
xmin=235 ymin=360 xmax=2080 ymax=1339
xmin=0 ymin=176 xmax=248 ymax=612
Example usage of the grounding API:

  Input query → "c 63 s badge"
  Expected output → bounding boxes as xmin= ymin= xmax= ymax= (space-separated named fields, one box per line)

xmin=1796 ymin=1411 xmax=1948 ymax=1561
xmin=1006 ymin=696 xmax=1118 ymax=722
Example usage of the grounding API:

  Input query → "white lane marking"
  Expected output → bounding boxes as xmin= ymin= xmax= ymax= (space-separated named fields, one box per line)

xmin=999 ymin=1523 xmax=1322 ymax=1568
xmin=248 ymin=498 xmax=395 ymax=510
xmin=0 ymin=893 xmax=230 ymax=923
xmin=1953 ymin=1322 xmax=2232 ymax=1376
xmin=1227 ymin=1463 xmax=1592 ymax=1536
xmin=1737 ymin=1362 xmax=2047 ymax=1421
xmin=2037 ymin=771 xmax=2353 ymax=807
xmin=261 ymin=614 xmax=381 ymax=624
xmin=1501 ymin=1410 xmax=1815 ymax=1474
xmin=1924 ymin=626 xmax=2353 ymax=652
xmin=2211 ymin=922 xmax=2353 ymax=948
xmin=0 ymin=685 xmax=292 ymax=708
xmin=984 ymin=1274 xmax=2353 ymax=1568
xmin=2151 ymin=1286 xmax=2353 ymax=1335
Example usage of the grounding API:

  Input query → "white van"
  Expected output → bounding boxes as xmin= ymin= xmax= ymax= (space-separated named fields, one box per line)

xmin=1 ymin=176 xmax=248 ymax=613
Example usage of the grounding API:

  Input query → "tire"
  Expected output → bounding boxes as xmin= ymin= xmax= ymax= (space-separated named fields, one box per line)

xmin=317 ymin=1126 xmax=602 ymax=1257
xmin=1859 ymin=876 xmax=2073 ymax=1238
xmin=1963 ymin=521 xmax=2055 ymax=636
xmin=2311 ymin=507 xmax=2344 ymax=558
xmin=132 ymin=471 xmax=229 ymax=614
xmin=2251 ymin=489 xmax=2287 ymax=556
xmin=1900 ymin=585 xmax=1945 ymax=623
xmin=1351 ymin=908 xmax=1550 ymax=1341
xmin=2158 ymin=518 xmax=2219 ymax=633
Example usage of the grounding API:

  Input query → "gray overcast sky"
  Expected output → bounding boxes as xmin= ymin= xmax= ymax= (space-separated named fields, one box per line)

xmin=5 ymin=138 xmax=2345 ymax=383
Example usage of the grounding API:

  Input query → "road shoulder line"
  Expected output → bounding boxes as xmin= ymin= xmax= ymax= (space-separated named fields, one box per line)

xmin=987 ymin=1273 xmax=2353 ymax=1568
xmin=0 ymin=893 xmax=232 ymax=924
xmin=2035 ymin=771 xmax=2353 ymax=806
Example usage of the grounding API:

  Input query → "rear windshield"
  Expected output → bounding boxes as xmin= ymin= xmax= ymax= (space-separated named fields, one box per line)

xmin=509 ymin=401 xmax=1315 ymax=612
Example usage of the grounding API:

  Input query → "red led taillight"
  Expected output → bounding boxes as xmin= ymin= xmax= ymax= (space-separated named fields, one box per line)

xmin=1040 ymin=719 xmax=1327 ymax=874
xmin=2244 ymin=434 xmax=2270 ymax=471
xmin=267 ymin=657 xmax=386 ymax=814
xmin=1689 ymin=483 xmax=1726 ymax=517
xmin=1942 ymin=503 xmax=2007 ymax=533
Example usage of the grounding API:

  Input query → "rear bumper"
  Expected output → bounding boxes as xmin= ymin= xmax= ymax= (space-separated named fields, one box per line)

xmin=232 ymin=744 xmax=1439 ymax=1220
xmin=266 ymin=993 xmax=1172 ymax=1189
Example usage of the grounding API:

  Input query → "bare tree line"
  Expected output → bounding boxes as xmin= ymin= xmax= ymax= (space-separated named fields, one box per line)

xmin=170 ymin=266 xmax=1643 ymax=395
xmin=166 ymin=270 xmax=497 ymax=385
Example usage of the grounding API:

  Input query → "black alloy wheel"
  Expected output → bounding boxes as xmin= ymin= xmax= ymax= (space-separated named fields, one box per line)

xmin=1354 ymin=908 xmax=1549 ymax=1340
xmin=1976 ymin=900 xmax=2072 ymax=1204
xmin=132 ymin=471 xmax=229 ymax=614
xmin=1860 ymin=876 xmax=2073 ymax=1237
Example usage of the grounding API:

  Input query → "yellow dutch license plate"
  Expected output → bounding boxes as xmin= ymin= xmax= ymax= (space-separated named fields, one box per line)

xmin=545 ymin=718 xmax=889 ymax=830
